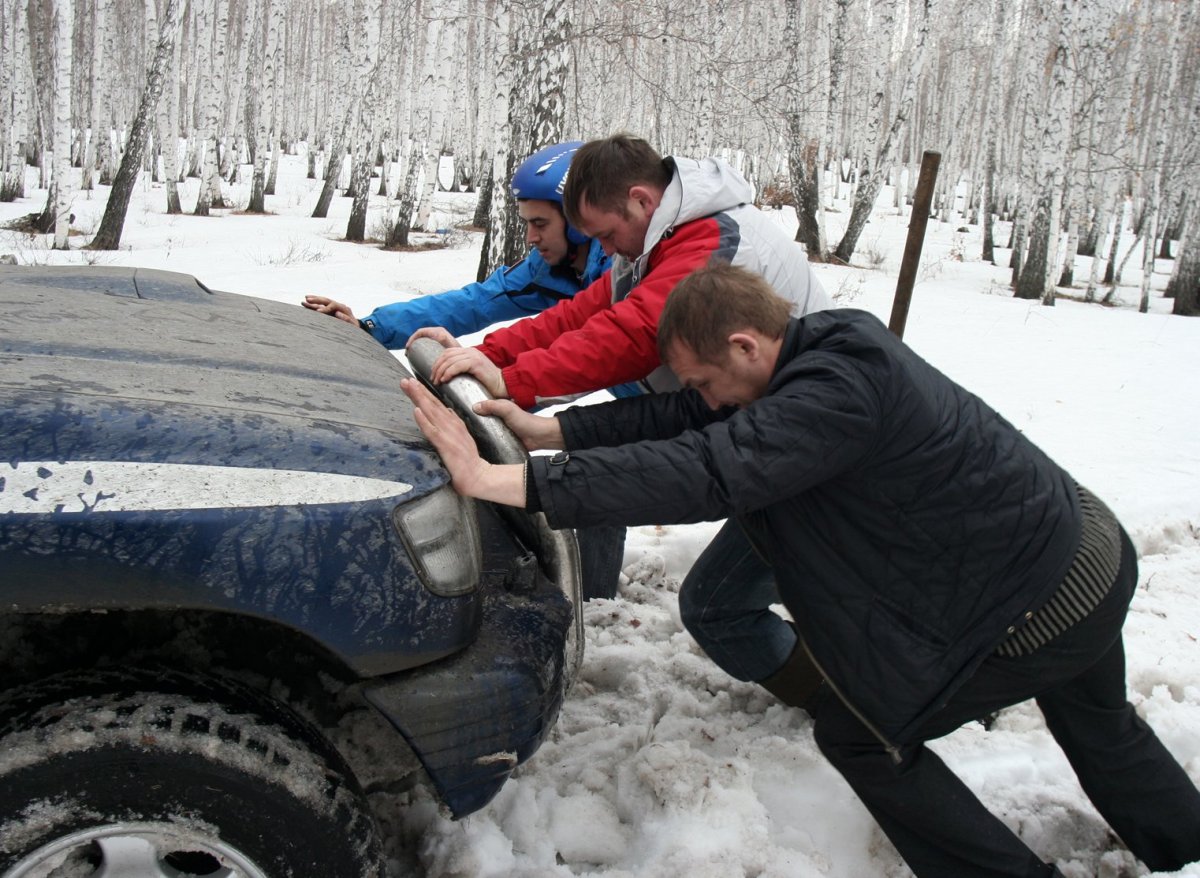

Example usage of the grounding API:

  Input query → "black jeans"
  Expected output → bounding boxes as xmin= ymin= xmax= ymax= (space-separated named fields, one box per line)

xmin=576 ymin=524 xmax=627 ymax=600
xmin=812 ymin=529 xmax=1200 ymax=877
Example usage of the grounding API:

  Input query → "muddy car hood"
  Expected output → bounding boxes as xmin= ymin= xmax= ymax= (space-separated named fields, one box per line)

xmin=0 ymin=266 xmax=430 ymax=482
xmin=0 ymin=266 xmax=446 ymax=508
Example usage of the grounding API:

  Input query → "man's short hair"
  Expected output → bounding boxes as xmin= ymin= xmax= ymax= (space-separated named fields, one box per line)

xmin=658 ymin=262 xmax=792 ymax=364
xmin=562 ymin=134 xmax=673 ymax=226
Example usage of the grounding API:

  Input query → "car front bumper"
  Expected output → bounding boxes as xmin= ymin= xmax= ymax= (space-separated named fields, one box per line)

xmin=362 ymin=574 xmax=574 ymax=817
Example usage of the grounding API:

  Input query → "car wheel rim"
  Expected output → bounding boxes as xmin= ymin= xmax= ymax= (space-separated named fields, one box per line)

xmin=4 ymin=822 xmax=271 ymax=878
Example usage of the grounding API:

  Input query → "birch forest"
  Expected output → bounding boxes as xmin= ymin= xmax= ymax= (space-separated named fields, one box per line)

xmin=2 ymin=0 xmax=1199 ymax=314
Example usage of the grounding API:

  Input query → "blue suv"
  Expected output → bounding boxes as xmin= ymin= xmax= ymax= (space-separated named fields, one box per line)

xmin=0 ymin=266 xmax=582 ymax=877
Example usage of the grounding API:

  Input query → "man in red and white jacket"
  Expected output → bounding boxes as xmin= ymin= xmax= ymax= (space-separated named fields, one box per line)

xmin=421 ymin=135 xmax=829 ymax=408
xmin=415 ymin=136 xmax=828 ymax=679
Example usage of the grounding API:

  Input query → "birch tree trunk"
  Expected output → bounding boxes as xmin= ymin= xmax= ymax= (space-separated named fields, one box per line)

xmin=219 ymin=0 xmax=255 ymax=183
xmin=413 ymin=6 xmax=452 ymax=232
xmin=1014 ymin=1 xmax=1063 ymax=301
xmin=91 ymin=0 xmax=183 ymax=250
xmin=347 ymin=62 xmax=387 ymax=241
xmin=311 ymin=8 xmax=357 ymax=219
xmin=46 ymin=0 xmax=74 ymax=248
xmin=1169 ymin=248 xmax=1200 ymax=315
xmin=483 ymin=0 xmax=514 ymax=271
xmin=683 ymin=2 xmax=722 ymax=158
xmin=1137 ymin=0 xmax=1193 ymax=313
xmin=473 ymin=168 xmax=493 ymax=229
xmin=982 ymin=139 xmax=997 ymax=263
xmin=249 ymin=0 xmax=282 ymax=213
xmin=344 ymin=0 xmax=385 ymax=241
xmin=1058 ymin=193 xmax=1080 ymax=287
xmin=203 ymin=0 xmax=230 ymax=204
xmin=0 ymin=5 xmax=11 ymax=197
xmin=1168 ymin=196 xmax=1200 ymax=314
xmin=1018 ymin=0 xmax=1078 ymax=305
xmin=81 ymin=0 xmax=109 ymax=191
xmin=785 ymin=0 xmax=832 ymax=259
xmin=160 ymin=0 xmax=183 ymax=214
xmin=491 ymin=0 xmax=571 ymax=267
xmin=527 ymin=0 xmax=570 ymax=153
xmin=833 ymin=0 xmax=937 ymax=265
xmin=193 ymin=0 xmax=224 ymax=215
xmin=1102 ymin=188 xmax=1126 ymax=286
xmin=978 ymin=0 xmax=1009 ymax=263
xmin=2 ymin=0 xmax=31 ymax=200
xmin=93 ymin=0 xmax=118 ymax=186
xmin=386 ymin=143 xmax=421 ymax=248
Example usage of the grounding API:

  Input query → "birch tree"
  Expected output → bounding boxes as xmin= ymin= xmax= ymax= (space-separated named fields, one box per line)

xmin=481 ymin=0 xmax=515 ymax=273
xmin=682 ymin=3 xmax=724 ymax=159
xmin=218 ymin=0 xmax=255 ymax=183
xmin=157 ymin=0 xmax=184 ymax=214
xmin=81 ymin=0 xmax=110 ymax=191
xmin=412 ymin=3 xmax=453 ymax=233
xmin=17 ymin=0 xmax=1200 ymax=324
xmin=1015 ymin=1 xmax=1075 ymax=303
xmin=345 ymin=0 xmax=385 ymax=242
xmin=977 ymin=0 xmax=1014 ymax=265
xmin=44 ymin=0 xmax=73 ymax=248
xmin=1 ymin=0 xmax=31 ymax=200
xmin=786 ymin=0 xmax=838 ymax=259
xmin=1169 ymin=196 xmax=1200 ymax=314
xmin=193 ymin=0 xmax=228 ymax=215
xmin=385 ymin=20 xmax=422 ymax=248
xmin=1136 ymin=0 xmax=1194 ymax=313
xmin=489 ymin=0 xmax=573 ymax=268
xmin=248 ymin=0 xmax=282 ymax=213
xmin=311 ymin=2 xmax=358 ymax=219
xmin=833 ymin=0 xmax=937 ymax=264
xmin=91 ymin=0 xmax=183 ymax=250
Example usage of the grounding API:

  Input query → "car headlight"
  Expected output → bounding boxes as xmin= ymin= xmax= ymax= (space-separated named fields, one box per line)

xmin=392 ymin=485 xmax=482 ymax=597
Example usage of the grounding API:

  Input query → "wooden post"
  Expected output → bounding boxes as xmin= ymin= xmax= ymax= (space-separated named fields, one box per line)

xmin=888 ymin=150 xmax=941 ymax=339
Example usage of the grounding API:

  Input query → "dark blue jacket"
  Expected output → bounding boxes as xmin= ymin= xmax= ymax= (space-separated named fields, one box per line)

xmin=361 ymin=241 xmax=610 ymax=348
xmin=531 ymin=309 xmax=1082 ymax=747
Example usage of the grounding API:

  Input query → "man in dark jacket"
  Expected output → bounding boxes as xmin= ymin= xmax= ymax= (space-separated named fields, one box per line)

xmin=400 ymin=263 xmax=1200 ymax=877
xmin=418 ymin=133 xmax=828 ymax=662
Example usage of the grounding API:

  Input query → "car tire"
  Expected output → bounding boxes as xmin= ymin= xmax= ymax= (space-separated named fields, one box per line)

xmin=0 ymin=669 xmax=387 ymax=878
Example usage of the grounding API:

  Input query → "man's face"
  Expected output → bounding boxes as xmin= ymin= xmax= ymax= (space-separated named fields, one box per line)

xmin=573 ymin=194 xmax=654 ymax=260
xmin=518 ymin=200 xmax=570 ymax=266
xmin=666 ymin=340 xmax=771 ymax=410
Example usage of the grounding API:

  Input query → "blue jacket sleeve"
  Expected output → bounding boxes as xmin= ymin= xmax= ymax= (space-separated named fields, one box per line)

xmin=361 ymin=249 xmax=588 ymax=348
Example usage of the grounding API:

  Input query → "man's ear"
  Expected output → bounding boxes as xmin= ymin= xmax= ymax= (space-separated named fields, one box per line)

xmin=727 ymin=331 xmax=760 ymax=360
xmin=628 ymin=184 xmax=661 ymax=213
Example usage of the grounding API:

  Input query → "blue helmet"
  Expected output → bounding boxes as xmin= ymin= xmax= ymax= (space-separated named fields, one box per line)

xmin=510 ymin=141 xmax=590 ymax=247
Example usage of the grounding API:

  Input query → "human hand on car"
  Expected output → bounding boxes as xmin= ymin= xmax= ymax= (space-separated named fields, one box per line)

xmin=407 ymin=326 xmax=461 ymax=349
xmin=472 ymin=399 xmax=564 ymax=451
xmin=427 ymin=347 xmax=509 ymax=399
xmin=399 ymin=378 xmax=526 ymax=507
xmin=301 ymin=295 xmax=358 ymax=325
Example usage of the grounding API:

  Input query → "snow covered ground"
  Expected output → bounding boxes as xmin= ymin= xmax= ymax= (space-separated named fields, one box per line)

xmin=2 ymin=154 xmax=1198 ymax=877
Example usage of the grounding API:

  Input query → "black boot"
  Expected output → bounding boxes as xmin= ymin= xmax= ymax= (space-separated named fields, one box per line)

xmin=757 ymin=637 xmax=825 ymax=716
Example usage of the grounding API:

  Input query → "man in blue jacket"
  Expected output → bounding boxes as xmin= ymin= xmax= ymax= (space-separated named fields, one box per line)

xmin=400 ymin=263 xmax=1200 ymax=878
xmin=306 ymin=141 xmax=628 ymax=600
xmin=302 ymin=141 xmax=610 ymax=348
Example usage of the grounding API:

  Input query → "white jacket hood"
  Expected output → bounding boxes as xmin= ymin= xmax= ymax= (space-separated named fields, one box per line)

xmin=642 ymin=157 xmax=755 ymax=256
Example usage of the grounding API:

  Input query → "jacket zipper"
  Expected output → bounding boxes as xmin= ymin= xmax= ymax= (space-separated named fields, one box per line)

xmin=797 ymin=636 xmax=904 ymax=765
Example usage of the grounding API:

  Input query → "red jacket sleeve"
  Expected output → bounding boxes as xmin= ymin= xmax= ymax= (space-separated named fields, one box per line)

xmin=482 ymin=218 xmax=725 ymax=408
xmin=476 ymin=272 xmax=614 ymax=368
